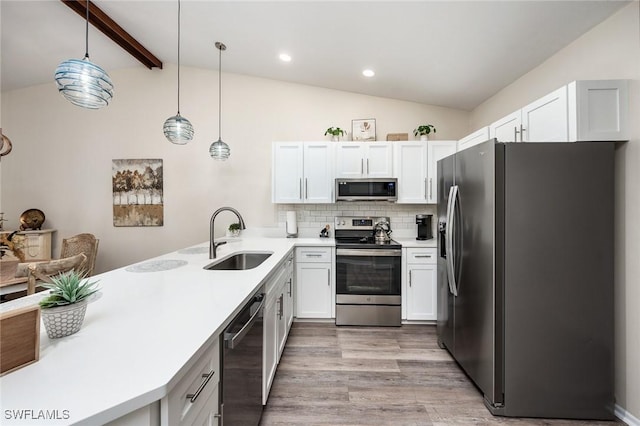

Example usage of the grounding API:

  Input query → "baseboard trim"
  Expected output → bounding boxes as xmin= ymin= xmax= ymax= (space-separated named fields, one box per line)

xmin=616 ymin=404 xmax=640 ymax=426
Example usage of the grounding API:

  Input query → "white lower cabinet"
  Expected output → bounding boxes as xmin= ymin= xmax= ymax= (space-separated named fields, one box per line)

xmin=295 ymin=247 xmax=334 ymax=319
xmin=160 ymin=339 xmax=220 ymax=426
xmin=403 ymin=248 xmax=438 ymax=321
xmin=263 ymin=251 xmax=295 ymax=405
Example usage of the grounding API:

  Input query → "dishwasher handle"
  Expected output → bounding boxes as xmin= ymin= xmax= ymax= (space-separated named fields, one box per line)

xmin=224 ymin=297 xmax=264 ymax=350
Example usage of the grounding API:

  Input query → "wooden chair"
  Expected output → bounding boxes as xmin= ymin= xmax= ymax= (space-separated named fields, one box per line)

xmin=15 ymin=253 xmax=87 ymax=295
xmin=60 ymin=233 xmax=99 ymax=276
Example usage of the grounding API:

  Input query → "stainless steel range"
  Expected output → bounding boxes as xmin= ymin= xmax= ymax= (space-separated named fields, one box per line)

xmin=334 ymin=216 xmax=402 ymax=326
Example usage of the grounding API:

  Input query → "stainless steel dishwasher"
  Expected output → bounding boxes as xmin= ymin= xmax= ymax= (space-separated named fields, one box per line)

xmin=220 ymin=287 xmax=264 ymax=425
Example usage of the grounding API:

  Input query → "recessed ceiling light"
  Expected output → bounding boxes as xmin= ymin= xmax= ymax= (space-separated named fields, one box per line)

xmin=362 ymin=69 xmax=375 ymax=77
xmin=279 ymin=53 xmax=292 ymax=62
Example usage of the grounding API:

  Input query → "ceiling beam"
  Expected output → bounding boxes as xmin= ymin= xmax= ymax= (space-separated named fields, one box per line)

xmin=61 ymin=0 xmax=163 ymax=70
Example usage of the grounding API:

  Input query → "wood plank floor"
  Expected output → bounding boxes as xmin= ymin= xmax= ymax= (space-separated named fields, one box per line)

xmin=261 ymin=323 xmax=623 ymax=426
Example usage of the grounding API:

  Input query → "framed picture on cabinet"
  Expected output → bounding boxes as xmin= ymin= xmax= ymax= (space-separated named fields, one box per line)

xmin=352 ymin=118 xmax=376 ymax=141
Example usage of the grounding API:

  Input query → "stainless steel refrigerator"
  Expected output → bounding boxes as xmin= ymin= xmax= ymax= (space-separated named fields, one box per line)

xmin=436 ymin=139 xmax=615 ymax=420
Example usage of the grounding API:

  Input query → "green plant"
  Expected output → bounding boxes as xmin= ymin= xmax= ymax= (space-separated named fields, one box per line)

xmin=324 ymin=127 xmax=346 ymax=137
xmin=413 ymin=124 xmax=437 ymax=136
xmin=228 ymin=223 xmax=241 ymax=231
xmin=39 ymin=270 xmax=100 ymax=309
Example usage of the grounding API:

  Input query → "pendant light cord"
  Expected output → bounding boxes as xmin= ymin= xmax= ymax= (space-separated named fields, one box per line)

xmin=177 ymin=0 xmax=181 ymax=114
xmin=218 ymin=45 xmax=222 ymax=140
xmin=84 ymin=0 xmax=90 ymax=59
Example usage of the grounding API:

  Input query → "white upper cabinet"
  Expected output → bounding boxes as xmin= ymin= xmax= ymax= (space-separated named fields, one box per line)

xmin=489 ymin=110 xmax=522 ymax=142
xmin=488 ymin=80 xmax=628 ymax=143
xmin=395 ymin=142 xmax=428 ymax=204
xmin=458 ymin=127 xmax=490 ymax=152
xmin=426 ymin=141 xmax=457 ymax=204
xmin=568 ymin=80 xmax=629 ymax=141
xmin=335 ymin=142 xmax=393 ymax=178
xmin=521 ymin=86 xmax=568 ymax=142
xmin=395 ymin=141 xmax=455 ymax=204
xmin=272 ymin=142 xmax=333 ymax=203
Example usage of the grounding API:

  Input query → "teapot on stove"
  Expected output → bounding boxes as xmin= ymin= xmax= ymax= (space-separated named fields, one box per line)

xmin=373 ymin=218 xmax=392 ymax=244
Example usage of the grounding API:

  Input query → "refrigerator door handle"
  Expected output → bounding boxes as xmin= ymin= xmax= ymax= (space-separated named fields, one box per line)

xmin=451 ymin=185 xmax=461 ymax=296
xmin=447 ymin=185 xmax=459 ymax=296
xmin=445 ymin=185 xmax=457 ymax=296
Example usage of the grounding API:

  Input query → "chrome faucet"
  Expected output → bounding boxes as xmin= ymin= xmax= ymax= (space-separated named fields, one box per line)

xmin=209 ymin=207 xmax=246 ymax=259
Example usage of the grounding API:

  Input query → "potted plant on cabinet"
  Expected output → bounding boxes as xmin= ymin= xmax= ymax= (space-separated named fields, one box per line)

xmin=413 ymin=124 xmax=437 ymax=141
xmin=324 ymin=127 xmax=346 ymax=142
xmin=39 ymin=270 xmax=100 ymax=338
xmin=227 ymin=222 xmax=241 ymax=237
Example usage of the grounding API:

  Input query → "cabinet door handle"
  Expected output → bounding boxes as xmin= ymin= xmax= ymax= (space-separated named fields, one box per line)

xmin=429 ymin=178 xmax=433 ymax=200
xmin=361 ymin=158 xmax=364 ymax=175
xmin=409 ymin=270 xmax=412 ymax=287
xmin=328 ymin=269 xmax=330 ymax=285
xmin=186 ymin=370 xmax=215 ymax=403
xmin=520 ymin=124 xmax=526 ymax=142
xmin=288 ymin=278 xmax=292 ymax=296
xmin=299 ymin=178 xmax=302 ymax=199
xmin=305 ymin=178 xmax=308 ymax=199
xmin=305 ymin=254 xmax=322 ymax=258
xmin=514 ymin=126 xmax=520 ymax=142
xmin=278 ymin=294 xmax=283 ymax=320
xmin=424 ymin=178 xmax=427 ymax=199
xmin=415 ymin=255 xmax=432 ymax=258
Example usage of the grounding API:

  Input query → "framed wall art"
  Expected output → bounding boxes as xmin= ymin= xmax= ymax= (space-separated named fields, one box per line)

xmin=352 ymin=118 xmax=376 ymax=141
xmin=112 ymin=159 xmax=163 ymax=227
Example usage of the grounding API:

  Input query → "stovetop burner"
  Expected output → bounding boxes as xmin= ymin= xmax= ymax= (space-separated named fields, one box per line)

xmin=334 ymin=215 xmax=402 ymax=249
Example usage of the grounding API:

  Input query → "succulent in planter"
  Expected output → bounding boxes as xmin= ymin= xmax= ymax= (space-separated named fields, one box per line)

xmin=39 ymin=270 xmax=100 ymax=338
xmin=324 ymin=127 xmax=346 ymax=141
xmin=413 ymin=124 xmax=437 ymax=140
xmin=228 ymin=222 xmax=241 ymax=237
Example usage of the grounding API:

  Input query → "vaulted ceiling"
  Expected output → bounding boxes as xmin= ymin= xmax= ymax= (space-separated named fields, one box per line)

xmin=1 ymin=1 xmax=630 ymax=111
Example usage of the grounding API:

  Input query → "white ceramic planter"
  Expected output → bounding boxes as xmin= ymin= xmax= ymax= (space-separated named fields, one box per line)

xmin=41 ymin=299 xmax=88 ymax=339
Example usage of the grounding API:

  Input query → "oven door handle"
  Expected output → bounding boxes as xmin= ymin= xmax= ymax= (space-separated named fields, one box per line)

xmin=336 ymin=248 xmax=401 ymax=257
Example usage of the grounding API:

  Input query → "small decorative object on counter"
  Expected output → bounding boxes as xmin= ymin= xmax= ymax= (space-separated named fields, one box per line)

xmin=324 ymin=127 xmax=346 ymax=142
xmin=227 ymin=222 xmax=241 ymax=237
xmin=319 ymin=224 xmax=331 ymax=238
xmin=39 ymin=270 xmax=100 ymax=339
xmin=413 ymin=124 xmax=437 ymax=141
xmin=19 ymin=208 xmax=45 ymax=231
xmin=386 ymin=133 xmax=408 ymax=141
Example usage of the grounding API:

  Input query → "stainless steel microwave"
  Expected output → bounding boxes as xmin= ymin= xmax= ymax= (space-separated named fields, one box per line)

xmin=335 ymin=178 xmax=398 ymax=202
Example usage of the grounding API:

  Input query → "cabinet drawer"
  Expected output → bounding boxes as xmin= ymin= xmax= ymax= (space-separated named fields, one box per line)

xmin=295 ymin=247 xmax=332 ymax=263
xmin=163 ymin=339 xmax=219 ymax=426
xmin=406 ymin=248 xmax=437 ymax=264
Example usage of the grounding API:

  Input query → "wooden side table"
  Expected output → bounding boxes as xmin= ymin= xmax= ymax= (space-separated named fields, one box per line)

xmin=1 ymin=229 xmax=56 ymax=262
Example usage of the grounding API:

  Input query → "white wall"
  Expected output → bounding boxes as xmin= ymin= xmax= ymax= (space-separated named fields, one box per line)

xmin=469 ymin=3 xmax=640 ymax=421
xmin=0 ymin=67 xmax=468 ymax=273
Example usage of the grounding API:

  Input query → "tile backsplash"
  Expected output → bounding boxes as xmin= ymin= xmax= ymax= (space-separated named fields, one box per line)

xmin=276 ymin=202 xmax=436 ymax=237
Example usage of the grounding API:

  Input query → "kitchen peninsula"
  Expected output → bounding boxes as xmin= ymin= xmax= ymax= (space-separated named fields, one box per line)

xmin=0 ymin=236 xmax=333 ymax=425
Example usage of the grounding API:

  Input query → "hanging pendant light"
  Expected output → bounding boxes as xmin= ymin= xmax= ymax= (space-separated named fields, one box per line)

xmin=163 ymin=0 xmax=194 ymax=144
xmin=54 ymin=0 xmax=113 ymax=109
xmin=209 ymin=42 xmax=230 ymax=160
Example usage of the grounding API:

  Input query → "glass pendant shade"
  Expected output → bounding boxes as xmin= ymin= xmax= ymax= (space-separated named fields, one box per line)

xmin=209 ymin=138 xmax=230 ymax=160
xmin=164 ymin=0 xmax=194 ymax=144
xmin=163 ymin=113 xmax=194 ymax=145
xmin=210 ymin=41 xmax=229 ymax=160
xmin=54 ymin=57 xmax=114 ymax=109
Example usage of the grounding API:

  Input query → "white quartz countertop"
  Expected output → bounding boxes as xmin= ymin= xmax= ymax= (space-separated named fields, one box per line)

xmin=0 ymin=236 xmax=333 ymax=425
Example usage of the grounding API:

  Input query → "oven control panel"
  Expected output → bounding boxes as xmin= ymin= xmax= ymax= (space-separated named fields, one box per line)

xmin=335 ymin=216 xmax=389 ymax=231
